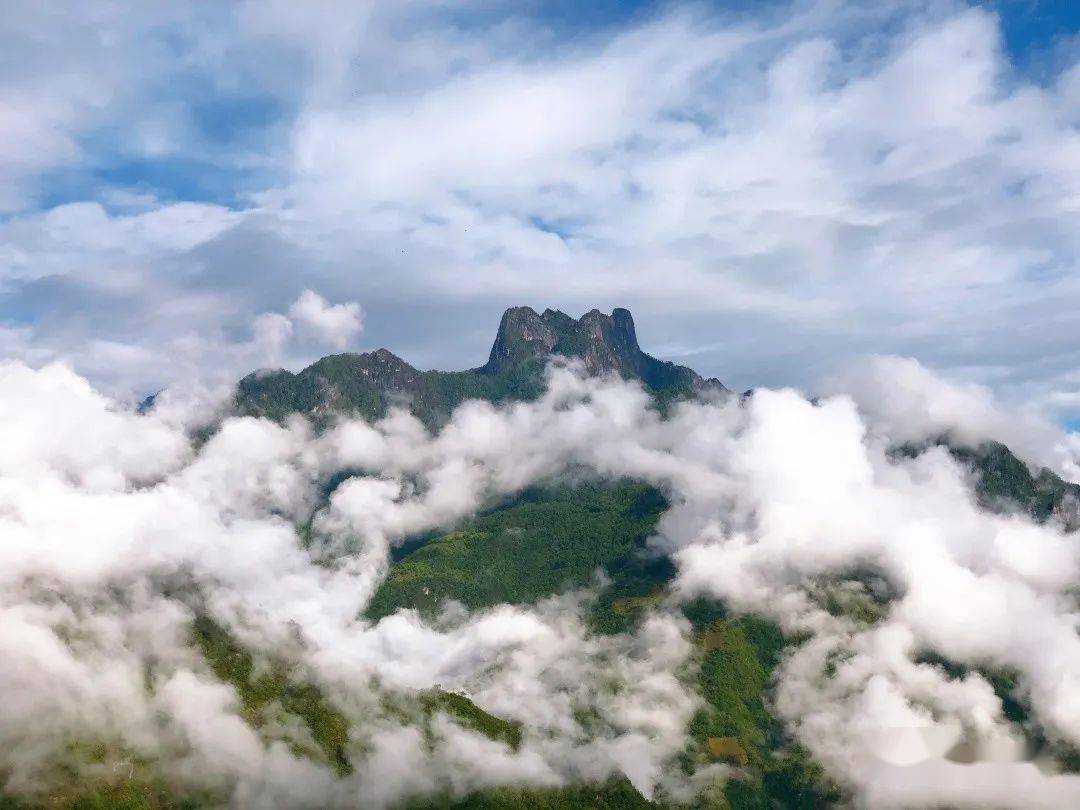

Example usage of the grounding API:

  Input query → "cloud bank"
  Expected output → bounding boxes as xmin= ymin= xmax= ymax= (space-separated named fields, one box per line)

xmin=2 ymin=352 xmax=1080 ymax=807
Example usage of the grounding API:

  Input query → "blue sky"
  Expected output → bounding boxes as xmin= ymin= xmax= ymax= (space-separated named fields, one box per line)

xmin=993 ymin=0 xmax=1080 ymax=74
xmin=0 ymin=0 xmax=1078 ymax=424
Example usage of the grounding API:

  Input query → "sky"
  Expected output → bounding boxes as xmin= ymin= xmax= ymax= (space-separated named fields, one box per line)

xmin=1 ymin=0 xmax=1079 ymax=417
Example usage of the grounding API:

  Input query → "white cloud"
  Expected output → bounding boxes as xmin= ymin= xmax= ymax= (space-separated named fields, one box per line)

xmin=283 ymin=0 xmax=1075 ymax=408
xmin=250 ymin=311 xmax=294 ymax=366
xmin=825 ymin=354 xmax=1080 ymax=480
xmin=288 ymin=289 xmax=363 ymax=351
xmin=0 ymin=360 xmax=707 ymax=806
xmin=3 ymin=353 xmax=1080 ymax=805
xmin=0 ymin=2 xmax=1078 ymax=415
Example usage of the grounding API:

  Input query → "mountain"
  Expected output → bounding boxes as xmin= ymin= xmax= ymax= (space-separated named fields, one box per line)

xmin=234 ymin=305 xmax=1079 ymax=524
xmin=234 ymin=306 xmax=725 ymax=428
xmin=481 ymin=306 xmax=723 ymax=391
xmin=954 ymin=440 xmax=1080 ymax=530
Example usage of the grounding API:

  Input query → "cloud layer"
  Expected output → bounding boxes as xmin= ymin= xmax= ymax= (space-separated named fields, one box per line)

xmin=2 ymin=353 xmax=1080 ymax=806
xmin=0 ymin=1 xmax=1078 ymax=419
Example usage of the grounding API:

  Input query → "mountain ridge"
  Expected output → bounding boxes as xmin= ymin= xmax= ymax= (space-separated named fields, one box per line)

xmin=232 ymin=305 xmax=1080 ymax=526
xmin=235 ymin=306 xmax=725 ymax=427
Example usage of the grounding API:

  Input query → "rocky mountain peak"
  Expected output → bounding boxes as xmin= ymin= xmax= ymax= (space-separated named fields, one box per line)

xmin=482 ymin=306 xmax=559 ymax=374
xmin=479 ymin=306 xmax=724 ymax=394
xmin=482 ymin=306 xmax=644 ymax=375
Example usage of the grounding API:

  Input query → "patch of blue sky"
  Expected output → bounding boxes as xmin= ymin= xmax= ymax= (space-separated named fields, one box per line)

xmin=96 ymin=157 xmax=274 ymax=209
xmin=35 ymin=90 xmax=289 ymax=212
xmin=524 ymin=0 xmax=660 ymax=30
xmin=189 ymin=94 xmax=288 ymax=148
xmin=458 ymin=0 xmax=795 ymax=47
xmin=528 ymin=214 xmax=582 ymax=240
xmin=980 ymin=0 xmax=1080 ymax=82
xmin=36 ymin=156 xmax=270 ymax=213
xmin=531 ymin=0 xmax=1078 ymax=79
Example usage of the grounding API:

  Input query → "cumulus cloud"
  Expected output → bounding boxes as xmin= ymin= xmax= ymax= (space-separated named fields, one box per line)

xmin=288 ymin=290 xmax=363 ymax=350
xmin=237 ymin=290 xmax=363 ymax=372
xmin=0 ymin=360 xmax=706 ymax=807
xmin=3 ymin=351 xmax=1080 ymax=807
xmin=826 ymin=355 xmax=1080 ymax=481
xmin=668 ymin=387 xmax=1080 ymax=806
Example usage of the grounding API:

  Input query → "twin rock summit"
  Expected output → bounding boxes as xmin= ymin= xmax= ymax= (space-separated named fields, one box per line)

xmin=236 ymin=306 xmax=726 ymax=428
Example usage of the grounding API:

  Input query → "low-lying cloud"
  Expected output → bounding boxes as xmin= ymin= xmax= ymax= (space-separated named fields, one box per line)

xmin=2 ymin=355 xmax=1080 ymax=807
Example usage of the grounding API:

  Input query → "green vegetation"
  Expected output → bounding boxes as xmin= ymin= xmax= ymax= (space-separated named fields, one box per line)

xmin=39 ymin=780 xmax=200 ymax=810
xmin=417 ymin=690 xmax=524 ymax=750
xmin=1 ymin=787 xmax=198 ymax=810
xmin=891 ymin=439 xmax=1080 ymax=529
xmin=690 ymin=618 xmax=779 ymax=770
xmin=235 ymin=350 xmax=550 ymax=430
xmin=402 ymin=777 xmax=661 ymax=810
xmin=379 ymin=686 xmax=526 ymax=757
xmin=951 ymin=440 xmax=1080 ymax=524
xmin=234 ymin=307 xmax=723 ymax=430
xmin=367 ymin=474 xmax=843 ymax=808
xmin=936 ymin=441 xmax=1079 ymax=527
xmin=366 ymin=481 xmax=668 ymax=620
xmin=193 ymin=616 xmax=532 ymax=795
xmin=809 ymin=570 xmax=893 ymax=626
xmin=682 ymin=614 xmax=842 ymax=809
xmin=589 ymin=542 xmax=676 ymax=636
xmin=0 ymin=740 xmax=212 ymax=810
xmin=191 ymin=614 xmax=352 ymax=775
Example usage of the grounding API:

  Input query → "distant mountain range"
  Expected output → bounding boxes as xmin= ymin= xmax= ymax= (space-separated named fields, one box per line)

xmin=235 ymin=306 xmax=725 ymax=428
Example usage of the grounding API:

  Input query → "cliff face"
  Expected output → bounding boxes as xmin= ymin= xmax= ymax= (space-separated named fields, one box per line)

xmin=481 ymin=306 xmax=561 ymax=374
xmin=480 ymin=306 xmax=725 ymax=392
xmin=235 ymin=306 xmax=725 ymax=427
